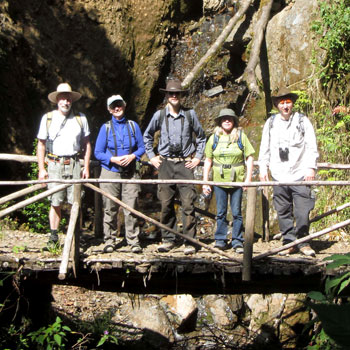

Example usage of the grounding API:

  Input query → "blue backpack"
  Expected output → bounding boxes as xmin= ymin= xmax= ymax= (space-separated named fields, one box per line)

xmin=212 ymin=129 xmax=244 ymax=152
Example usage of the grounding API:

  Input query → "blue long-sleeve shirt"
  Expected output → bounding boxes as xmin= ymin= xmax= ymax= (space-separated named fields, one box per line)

xmin=94 ymin=116 xmax=145 ymax=172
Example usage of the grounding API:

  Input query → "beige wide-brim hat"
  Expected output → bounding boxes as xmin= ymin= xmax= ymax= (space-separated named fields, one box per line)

xmin=48 ymin=83 xmax=82 ymax=103
xmin=271 ymin=87 xmax=298 ymax=107
xmin=214 ymin=108 xmax=239 ymax=126
xmin=159 ymin=79 xmax=188 ymax=93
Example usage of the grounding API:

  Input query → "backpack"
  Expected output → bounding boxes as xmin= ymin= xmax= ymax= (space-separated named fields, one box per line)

xmin=105 ymin=119 xmax=136 ymax=155
xmin=212 ymin=129 xmax=244 ymax=151
xmin=46 ymin=111 xmax=83 ymax=135
xmin=45 ymin=111 xmax=84 ymax=154
xmin=159 ymin=108 xmax=193 ymax=129
xmin=269 ymin=112 xmax=305 ymax=136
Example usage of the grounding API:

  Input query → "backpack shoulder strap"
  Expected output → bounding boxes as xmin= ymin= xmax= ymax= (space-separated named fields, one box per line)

xmin=237 ymin=129 xmax=244 ymax=151
xmin=75 ymin=112 xmax=83 ymax=129
xmin=159 ymin=108 xmax=166 ymax=129
xmin=184 ymin=109 xmax=193 ymax=129
xmin=46 ymin=112 xmax=53 ymax=137
xmin=212 ymin=134 xmax=219 ymax=151
xmin=127 ymin=120 xmax=136 ymax=136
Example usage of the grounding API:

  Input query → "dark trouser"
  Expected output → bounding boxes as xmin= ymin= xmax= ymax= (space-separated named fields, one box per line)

xmin=273 ymin=184 xmax=315 ymax=247
xmin=157 ymin=159 xmax=197 ymax=244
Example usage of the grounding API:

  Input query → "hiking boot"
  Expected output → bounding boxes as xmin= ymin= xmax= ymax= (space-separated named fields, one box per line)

xmin=131 ymin=244 xmax=142 ymax=254
xmin=278 ymin=246 xmax=298 ymax=256
xmin=184 ymin=245 xmax=197 ymax=255
xmin=47 ymin=232 xmax=59 ymax=246
xmin=103 ymin=244 xmax=114 ymax=253
xmin=157 ymin=241 xmax=176 ymax=253
xmin=299 ymin=245 xmax=316 ymax=257
xmin=233 ymin=246 xmax=244 ymax=254
xmin=214 ymin=241 xmax=229 ymax=251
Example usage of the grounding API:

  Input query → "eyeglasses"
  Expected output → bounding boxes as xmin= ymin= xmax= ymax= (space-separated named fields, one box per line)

xmin=109 ymin=102 xmax=124 ymax=109
xmin=278 ymin=99 xmax=293 ymax=105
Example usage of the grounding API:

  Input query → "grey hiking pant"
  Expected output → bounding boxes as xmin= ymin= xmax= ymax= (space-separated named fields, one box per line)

xmin=99 ymin=167 xmax=140 ymax=247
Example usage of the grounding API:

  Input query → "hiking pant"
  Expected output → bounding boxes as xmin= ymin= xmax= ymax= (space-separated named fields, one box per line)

xmin=157 ymin=158 xmax=197 ymax=244
xmin=213 ymin=186 xmax=243 ymax=248
xmin=273 ymin=183 xmax=315 ymax=248
xmin=99 ymin=167 xmax=140 ymax=247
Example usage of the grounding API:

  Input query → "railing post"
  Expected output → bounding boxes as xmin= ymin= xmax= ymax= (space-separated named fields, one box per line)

xmin=242 ymin=187 xmax=257 ymax=281
xmin=262 ymin=186 xmax=270 ymax=241
xmin=58 ymin=184 xmax=81 ymax=280
xmin=93 ymin=167 xmax=103 ymax=238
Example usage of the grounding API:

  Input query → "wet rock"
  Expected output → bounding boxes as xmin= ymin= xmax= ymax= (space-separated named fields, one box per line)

xmin=203 ymin=85 xmax=224 ymax=97
xmin=160 ymin=294 xmax=197 ymax=332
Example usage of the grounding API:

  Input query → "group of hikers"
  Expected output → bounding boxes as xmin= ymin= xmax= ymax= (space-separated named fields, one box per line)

xmin=37 ymin=79 xmax=319 ymax=257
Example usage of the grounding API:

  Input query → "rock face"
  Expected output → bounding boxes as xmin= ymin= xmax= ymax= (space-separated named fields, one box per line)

xmin=51 ymin=285 xmax=312 ymax=349
xmin=266 ymin=0 xmax=320 ymax=91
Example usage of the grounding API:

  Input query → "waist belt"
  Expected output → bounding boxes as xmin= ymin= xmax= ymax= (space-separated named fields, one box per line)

xmin=47 ymin=154 xmax=78 ymax=165
xmin=160 ymin=155 xmax=193 ymax=162
xmin=213 ymin=161 xmax=244 ymax=180
xmin=213 ymin=162 xmax=244 ymax=168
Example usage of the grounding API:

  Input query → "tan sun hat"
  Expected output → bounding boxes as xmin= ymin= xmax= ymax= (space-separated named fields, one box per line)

xmin=159 ymin=79 xmax=188 ymax=93
xmin=271 ymin=87 xmax=298 ymax=107
xmin=214 ymin=108 xmax=239 ymax=126
xmin=48 ymin=83 xmax=82 ymax=103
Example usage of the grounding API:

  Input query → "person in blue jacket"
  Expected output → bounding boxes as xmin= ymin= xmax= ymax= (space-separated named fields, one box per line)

xmin=94 ymin=95 xmax=145 ymax=253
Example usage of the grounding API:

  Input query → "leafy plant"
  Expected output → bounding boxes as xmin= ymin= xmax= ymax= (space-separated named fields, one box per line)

xmin=311 ymin=0 xmax=350 ymax=96
xmin=97 ymin=330 xmax=119 ymax=347
xmin=28 ymin=316 xmax=71 ymax=350
xmin=307 ymin=254 xmax=350 ymax=349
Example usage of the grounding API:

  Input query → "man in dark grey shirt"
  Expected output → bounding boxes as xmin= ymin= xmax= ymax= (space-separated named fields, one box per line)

xmin=143 ymin=79 xmax=206 ymax=254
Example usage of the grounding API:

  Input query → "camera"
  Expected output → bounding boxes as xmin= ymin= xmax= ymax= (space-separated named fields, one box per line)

xmin=279 ymin=147 xmax=289 ymax=162
xmin=168 ymin=142 xmax=182 ymax=157
xmin=46 ymin=138 xmax=53 ymax=154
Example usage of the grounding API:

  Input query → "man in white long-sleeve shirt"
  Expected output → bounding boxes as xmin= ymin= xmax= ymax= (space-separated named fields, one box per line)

xmin=258 ymin=88 xmax=319 ymax=257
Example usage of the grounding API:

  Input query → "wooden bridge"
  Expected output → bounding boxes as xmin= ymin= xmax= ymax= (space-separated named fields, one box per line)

xmin=0 ymin=154 xmax=350 ymax=294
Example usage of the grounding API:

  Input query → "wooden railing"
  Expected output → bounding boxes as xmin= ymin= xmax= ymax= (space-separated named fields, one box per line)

xmin=1 ymin=153 xmax=350 ymax=282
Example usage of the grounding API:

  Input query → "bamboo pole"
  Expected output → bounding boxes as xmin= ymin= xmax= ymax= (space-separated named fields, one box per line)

xmin=3 ymin=178 xmax=350 ymax=187
xmin=310 ymin=202 xmax=350 ymax=223
xmin=0 ymin=184 xmax=43 ymax=206
xmin=84 ymin=183 xmax=242 ymax=263
xmin=242 ymin=187 xmax=257 ymax=281
xmin=181 ymin=0 xmax=253 ymax=88
xmin=0 ymin=184 xmax=69 ymax=219
xmin=253 ymin=218 xmax=350 ymax=260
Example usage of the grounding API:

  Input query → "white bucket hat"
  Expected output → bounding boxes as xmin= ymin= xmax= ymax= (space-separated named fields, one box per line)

xmin=48 ymin=83 xmax=82 ymax=103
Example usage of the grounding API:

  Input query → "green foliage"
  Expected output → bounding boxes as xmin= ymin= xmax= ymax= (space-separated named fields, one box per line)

xmin=311 ymin=0 xmax=350 ymax=94
xmin=28 ymin=316 xmax=71 ymax=350
xmin=21 ymin=140 xmax=51 ymax=233
xmin=97 ymin=330 xmax=119 ymax=347
xmin=307 ymin=254 xmax=350 ymax=348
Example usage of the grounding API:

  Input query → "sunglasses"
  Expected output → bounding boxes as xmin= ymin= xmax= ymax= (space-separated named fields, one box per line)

xmin=109 ymin=102 xmax=124 ymax=109
xmin=167 ymin=91 xmax=182 ymax=96
xmin=278 ymin=99 xmax=293 ymax=105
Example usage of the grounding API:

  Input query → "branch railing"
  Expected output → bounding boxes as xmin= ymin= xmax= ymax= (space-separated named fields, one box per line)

xmin=1 ymin=153 xmax=350 ymax=282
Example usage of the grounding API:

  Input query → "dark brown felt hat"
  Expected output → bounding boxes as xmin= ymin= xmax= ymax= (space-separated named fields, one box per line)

xmin=159 ymin=79 xmax=188 ymax=93
xmin=271 ymin=87 xmax=298 ymax=107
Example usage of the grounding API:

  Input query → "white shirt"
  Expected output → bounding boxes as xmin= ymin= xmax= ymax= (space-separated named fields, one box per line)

xmin=258 ymin=112 xmax=319 ymax=181
xmin=37 ymin=110 xmax=90 ymax=156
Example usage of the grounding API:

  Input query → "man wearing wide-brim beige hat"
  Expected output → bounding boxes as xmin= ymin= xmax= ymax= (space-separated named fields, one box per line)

xmin=258 ymin=87 xmax=319 ymax=257
xmin=37 ymin=83 xmax=91 ymax=247
xmin=143 ymin=79 xmax=206 ymax=255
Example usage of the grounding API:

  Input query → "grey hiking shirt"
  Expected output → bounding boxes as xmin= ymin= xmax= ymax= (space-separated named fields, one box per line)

xmin=143 ymin=106 xmax=206 ymax=160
